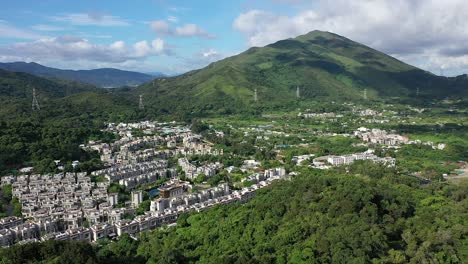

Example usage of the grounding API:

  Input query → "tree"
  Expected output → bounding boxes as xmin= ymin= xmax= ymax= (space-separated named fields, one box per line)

xmin=194 ymin=174 xmax=207 ymax=183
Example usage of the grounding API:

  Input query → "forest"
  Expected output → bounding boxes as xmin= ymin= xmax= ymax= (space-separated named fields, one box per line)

xmin=1 ymin=168 xmax=466 ymax=264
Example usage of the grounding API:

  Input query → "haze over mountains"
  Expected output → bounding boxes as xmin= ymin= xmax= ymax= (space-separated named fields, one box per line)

xmin=0 ymin=62 xmax=164 ymax=88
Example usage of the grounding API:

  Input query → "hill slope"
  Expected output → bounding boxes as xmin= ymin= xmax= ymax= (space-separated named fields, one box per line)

xmin=0 ymin=69 xmax=137 ymax=172
xmin=0 ymin=69 xmax=99 ymax=99
xmin=0 ymin=68 xmax=137 ymax=119
xmin=0 ymin=62 xmax=159 ymax=87
xmin=136 ymin=31 xmax=467 ymax=115
xmin=1 ymin=171 xmax=466 ymax=263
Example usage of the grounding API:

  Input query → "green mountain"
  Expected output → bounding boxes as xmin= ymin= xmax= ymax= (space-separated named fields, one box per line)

xmin=0 ymin=62 xmax=161 ymax=88
xmin=136 ymin=31 xmax=467 ymax=115
xmin=0 ymin=69 xmax=138 ymax=120
xmin=0 ymin=69 xmax=100 ymax=97
xmin=0 ymin=69 xmax=138 ymax=173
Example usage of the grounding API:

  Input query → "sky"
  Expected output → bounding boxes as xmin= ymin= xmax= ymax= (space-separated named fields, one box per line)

xmin=1 ymin=0 xmax=468 ymax=76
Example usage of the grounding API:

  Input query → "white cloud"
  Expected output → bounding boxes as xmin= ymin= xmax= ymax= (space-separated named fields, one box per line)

xmin=150 ymin=20 xmax=171 ymax=35
xmin=233 ymin=0 xmax=468 ymax=75
xmin=202 ymin=49 xmax=219 ymax=58
xmin=50 ymin=13 xmax=129 ymax=26
xmin=176 ymin=48 xmax=237 ymax=73
xmin=133 ymin=40 xmax=165 ymax=57
xmin=0 ymin=21 xmax=44 ymax=39
xmin=151 ymin=38 xmax=165 ymax=53
xmin=0 ymin=36 xmax=169 ymax=64
xmin=110 ymin=41 xmax=126 ymax=52
xmin=167 ymin=16 xmax=178 ymax=23
xmin=175 ymin=24 xmax=214 ymax=38
xmin=31 ymin=24 xmax=68 ymax=31
xmin=150 ymin=20 xmax=215 ymax=38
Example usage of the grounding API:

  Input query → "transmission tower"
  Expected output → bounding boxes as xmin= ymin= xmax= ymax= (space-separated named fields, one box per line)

xmin=416 ymin=87 xmax=420 ymax=97
xmin=254 ymin=88 xmax=258 ymax=102
xmin=139 ymin=94 xmax=144 ymax=110
xmin=363 ymin=89 xmax=367 ymax=100
xmin=296 ymin=86 xmax=300 ymax=99
xmin=32 ymin=87 xmax=40 ymax=111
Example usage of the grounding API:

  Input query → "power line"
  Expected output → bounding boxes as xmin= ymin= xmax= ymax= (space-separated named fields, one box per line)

xmin=139 ymin=94 xmax=144 ymax=110
xmin=32 ymin=87 xmax=40 ymax=111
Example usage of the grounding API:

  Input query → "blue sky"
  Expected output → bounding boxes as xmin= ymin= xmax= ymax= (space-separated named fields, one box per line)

xmin=1 ymin=0 xmax=468 ymax=76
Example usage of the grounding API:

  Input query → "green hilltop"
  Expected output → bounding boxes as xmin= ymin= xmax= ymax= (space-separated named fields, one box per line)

xmin=0 ymin=69 xmax=137 ymax=121
xmin=136 ymin=30 xmax=467 ymax=115
xmin=0 ymin=69 xmax=99 ymax=99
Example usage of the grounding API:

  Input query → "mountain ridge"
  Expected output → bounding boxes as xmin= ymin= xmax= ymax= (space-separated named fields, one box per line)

xmin=134 ymin=30 xmax=467 ymax=115
xmin=0 ymin=62 xmax=162 ymax=88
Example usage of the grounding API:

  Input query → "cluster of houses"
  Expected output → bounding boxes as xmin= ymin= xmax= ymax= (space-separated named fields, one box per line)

xmin=407 ymin=139 xmax=446 ymax=150
xmin=0 ymin=171 xmax=145 ymax=247
xmin=91 ymin=160 xmax=175 ymax=189
xmin=355 ymin=109 xmax=382 ymax=117
xmin=354 ymin=127 xmax=409 ymax=146
xmin=298 ymin=112 xmax=342 ymax=118
xmin=151 ymin=167 xmax=287 ymax=217
xmin=354 ymin=127 xmax=446 ymax=150
xmin=292 ymin=154 xmax=316 ymax=165
xmin=241 ymin=168 xmax=287 ymax=184
xmin=0 ymin=120 xmax=293 ymax=247
xmin=312 ymin=150 xmax=396 ymax=169
xmin=177 ymin=158 xmax=223 ymax=180
xmin=0 ymin=167 xmax=288 ymax=247
xmin=84 ymin=121 xmax=222 ymax=167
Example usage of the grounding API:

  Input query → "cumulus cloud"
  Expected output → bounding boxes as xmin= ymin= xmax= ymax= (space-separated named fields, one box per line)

xmin=150 ymin=20 xmax=215 ymax=38
xmin=0 ymin=36 xmax=169 ymax=63
xmin=50 ymin=12 xmax=130 ymax=26
xmin=150 ymin=20 xmax=171 ymax=35
xmin=175 ymin=24 xmax=214 ymax=38
xmin=233 ymin=0 xmax=468 ymax=75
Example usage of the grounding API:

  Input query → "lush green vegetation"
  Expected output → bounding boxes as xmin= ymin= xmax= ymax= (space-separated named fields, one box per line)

xmin=1 ymin=170 xmax=466 ymax=263
xmin=0 ymin=70 xmax=139 ymax=174
xmin=0 ymin=30 xmax=466 ymax=264
xmin=135 ymin=31 xmax=467 ymax=116
xmin=0 ymin=185 xmax=21 ymax=218
xmin=0 ymin=62 xmax=158 ymax=88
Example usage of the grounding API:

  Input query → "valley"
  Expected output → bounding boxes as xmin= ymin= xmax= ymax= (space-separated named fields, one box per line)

xmin=0 ymin=29 xmax=466 ymax=264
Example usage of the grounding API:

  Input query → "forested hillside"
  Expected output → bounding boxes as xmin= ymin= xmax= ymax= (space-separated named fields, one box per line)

xmin=135 ymin=31 xmax=468 ymax=116
xmin=0 ymin=70 xmax=137 ymax=174
xmin=1 ymin=170 xmax=466 ymax=263
xmin=0 ymin=62 xmax=158 ymax=88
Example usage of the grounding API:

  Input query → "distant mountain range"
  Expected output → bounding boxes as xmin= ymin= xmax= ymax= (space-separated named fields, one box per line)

xmin=0 ymin=62 xmax=164 ymax=88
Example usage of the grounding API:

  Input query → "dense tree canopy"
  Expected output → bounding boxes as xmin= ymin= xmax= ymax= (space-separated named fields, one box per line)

xmin=1 ymin=170 xmax=466 ymax=263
